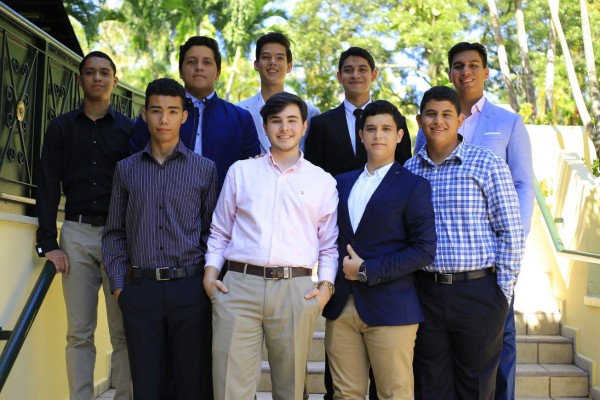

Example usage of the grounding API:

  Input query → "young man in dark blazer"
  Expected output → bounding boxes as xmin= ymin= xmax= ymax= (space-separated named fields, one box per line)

xmin=304 ymin=47 xmax=412 ymax=177
xmin=323 ymin=100 xmax=437 ymax=400
xmin=129 ymin=36 xmax=260 ymax=189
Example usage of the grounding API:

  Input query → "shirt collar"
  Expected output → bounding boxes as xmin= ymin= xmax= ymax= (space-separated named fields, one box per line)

xmin=362 ymin=162 xmax=394 ymax=179
xmin=75 ymin=105 xmax=115 ymax=120
xmin=266 ymin=150 xmax=305 ymax=173
xmin=417 ymin=135 xmax=466 ymax=166
xmin=256 ymin=91 xmax=266 ymax=107
xmin=468 ymin=96 xmax=487 ymax=116
xmin=343 ymin=98 xmax=371 ymax=114
xmin=142 ymin=139 xmax=188 ymax=161
xmin=186 ymin=91 xmax=216 ymax=108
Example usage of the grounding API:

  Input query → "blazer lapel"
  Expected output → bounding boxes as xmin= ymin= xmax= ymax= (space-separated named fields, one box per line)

xmin=338 ymin=169 xmax=362 ymax=237
xmin=472 ymin=101 xmax=495 ymax=146
xmin=332 ymin=104 xmax=356 ymax=159
xmin=354 ymin=162 xmax=402 ymax=236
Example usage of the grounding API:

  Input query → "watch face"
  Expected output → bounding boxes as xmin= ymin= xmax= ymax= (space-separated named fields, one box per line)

xmin=357 ymin=272 xmax=367 ymax=283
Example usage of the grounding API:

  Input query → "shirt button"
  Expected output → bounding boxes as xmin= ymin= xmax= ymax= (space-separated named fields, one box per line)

xmin=92 ymin=161 xmax=97 ymax=165
xmin=93 ymin=140 xmax=97 ymax=144
xmin=92 ymin=182 xmax=97 ymax=186
xmin=93 ymin=200 xmax=97 ymax=204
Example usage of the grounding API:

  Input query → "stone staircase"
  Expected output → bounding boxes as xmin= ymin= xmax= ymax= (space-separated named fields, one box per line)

xmin=258 ymin=309 xmax=591 ymax=399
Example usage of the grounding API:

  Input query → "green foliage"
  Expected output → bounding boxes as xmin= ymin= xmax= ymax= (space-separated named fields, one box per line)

xmin=519 ymin=103 xmax=535 ymax=124
xmin=591 ymin=158 xmax=600 ymax=178
xmin=65 ymin=0 xmax=600 ymax=132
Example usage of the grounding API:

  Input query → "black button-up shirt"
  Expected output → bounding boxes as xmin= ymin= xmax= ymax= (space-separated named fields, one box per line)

xmin=36 ymin=106 xmax=133 ymax=254
xmin=102 ymin=141 xmax=218 ymax=291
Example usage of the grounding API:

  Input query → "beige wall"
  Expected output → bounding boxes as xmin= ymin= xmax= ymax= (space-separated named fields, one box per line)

xmin=528 ymin=125 xmax=600 ymax=395
xmin=0 ymin=213 xmax=113 ymax=400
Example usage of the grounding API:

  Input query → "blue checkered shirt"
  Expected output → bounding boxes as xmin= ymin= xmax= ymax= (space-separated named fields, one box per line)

xmin=404 ymin=139 xmax=525 ymax=303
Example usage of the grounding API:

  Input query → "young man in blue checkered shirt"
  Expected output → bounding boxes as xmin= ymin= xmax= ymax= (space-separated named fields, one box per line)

xmin=404 ymin=86 xmax=525 ymax=400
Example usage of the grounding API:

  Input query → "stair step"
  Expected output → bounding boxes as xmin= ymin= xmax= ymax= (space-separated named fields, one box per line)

xmin=517 ymin=335 xmax=574 ymax=364
xmin=258 ymin=361 xmax=589 ymax=396
xmin=515 ymin=364 xmax=589 ymax=398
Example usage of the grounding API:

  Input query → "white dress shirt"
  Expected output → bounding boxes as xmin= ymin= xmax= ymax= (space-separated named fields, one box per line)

xmin=343 ymin=99 xmax=371 ymax=154
xmin=347 ymin=162 xmax=393 ymax=232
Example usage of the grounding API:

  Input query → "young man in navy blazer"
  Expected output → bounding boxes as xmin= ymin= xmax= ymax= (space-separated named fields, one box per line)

xmin=323 ymin=100 xmax=437 ymax=400
xmin=130 ymin=36 xmax=260 ymax=189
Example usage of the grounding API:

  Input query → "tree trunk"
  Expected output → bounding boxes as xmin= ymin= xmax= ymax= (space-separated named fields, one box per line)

xmin=486 ymin=0 xmax=520 ymax=112
xmin=579 ymin=0 xmax=600 ymax=157
xmin=544 ymin=24 xmax=556 ymax=115
xmin=549 ymin=0 xmax=596 ymax=153
xmin=224 ymin=45 xmax=242 ymax=102
xmin=514 ymin=0 xmax=537 ymax=115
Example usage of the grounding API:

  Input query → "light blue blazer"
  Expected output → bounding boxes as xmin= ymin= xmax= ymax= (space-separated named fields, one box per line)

xmin=414 ymin=99 xmax=534 ymax=234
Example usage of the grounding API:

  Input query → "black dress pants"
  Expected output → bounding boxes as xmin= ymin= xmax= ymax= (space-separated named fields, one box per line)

xmin=118 ymin=275 xmax=213 ymax=400
xmin=413 ymin=272 xmax=509 ymax=400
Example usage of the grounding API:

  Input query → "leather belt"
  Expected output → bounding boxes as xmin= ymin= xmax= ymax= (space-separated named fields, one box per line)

xmin=128 ymin=264 xmax=204 ymax=281
xmin=65 ymin=213 xmax=107 ymax=227
xmin=229 ymin=261 xmax=312 ymax=279
xmin=416 ymin=267 xmax=496 ymax=284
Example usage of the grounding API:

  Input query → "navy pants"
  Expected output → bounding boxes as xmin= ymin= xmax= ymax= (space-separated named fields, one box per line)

xmin=118 ymin=275 xmax=213 ymax=400
xmin=413 ymin=273 xmax=509 ymax=400
xmin=495 ymin=299 xmax=516 ymax=400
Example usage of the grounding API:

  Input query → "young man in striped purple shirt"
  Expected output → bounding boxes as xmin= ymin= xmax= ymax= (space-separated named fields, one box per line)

xmin=103 ymin=78 xmax=218 ymax=400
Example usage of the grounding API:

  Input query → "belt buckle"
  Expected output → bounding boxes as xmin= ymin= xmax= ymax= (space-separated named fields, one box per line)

xmin=156 ymin=267 xmax=171 ymax=281
xmin=263 ymin=267 xmax=280 ymax=280
xmin=436 ymin=273 xmax=453 ymax=284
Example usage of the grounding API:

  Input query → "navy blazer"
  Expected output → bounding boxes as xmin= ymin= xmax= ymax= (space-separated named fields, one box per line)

xmin=322 ymin=162 xmax=437 ymax=326
xmin=130 ymin=93 xmax=260 ymax=189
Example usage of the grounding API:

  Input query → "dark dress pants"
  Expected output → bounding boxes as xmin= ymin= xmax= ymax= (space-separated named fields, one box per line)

xmin=413 ymin=272 xmax=509 ymax=400
xmin=118 ymin=275 xmax=213 ymax=400
xmin=495 ymin=298 xmax=516 ymax=400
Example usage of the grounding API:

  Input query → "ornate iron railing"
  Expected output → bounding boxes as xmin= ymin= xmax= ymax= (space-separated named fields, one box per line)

xmin=0 ymin=1 xmax=144 ymax=216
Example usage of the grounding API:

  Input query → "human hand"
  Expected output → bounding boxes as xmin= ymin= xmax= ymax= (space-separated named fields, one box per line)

xmin=342 ymin=244 xmax=363 ymax=281
xmin=46 ymin=249 xmax=70 ymax=276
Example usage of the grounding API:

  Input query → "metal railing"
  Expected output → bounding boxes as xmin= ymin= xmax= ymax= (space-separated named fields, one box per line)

xmin=535 ymin=177 xmax=600 ymax=265
xmin=0 ymin=261 xmax=56 ymax=392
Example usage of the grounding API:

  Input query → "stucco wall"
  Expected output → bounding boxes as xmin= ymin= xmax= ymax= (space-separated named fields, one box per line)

xmin=0 ymin=212 xmax=113 ymax=400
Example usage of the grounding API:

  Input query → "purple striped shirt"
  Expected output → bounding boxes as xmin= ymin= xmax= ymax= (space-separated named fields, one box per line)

xmin=102 ymin=140 xmax=218 ymax=291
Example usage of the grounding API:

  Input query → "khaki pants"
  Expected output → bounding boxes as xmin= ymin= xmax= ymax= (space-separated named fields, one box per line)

xmin=325 ymin=295 xmax=418 ymax=400
xmin=212 ymin=270 xmax=319 ymax=400
xmin=60 ymin=221 xmax=131 ymax=400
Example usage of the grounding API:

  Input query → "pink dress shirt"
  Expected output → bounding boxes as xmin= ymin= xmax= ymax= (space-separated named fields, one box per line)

xmin=206 ymin=152 xmax=339 ymax=283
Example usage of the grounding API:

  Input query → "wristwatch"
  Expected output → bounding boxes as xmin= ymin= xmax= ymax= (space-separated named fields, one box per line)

xmin=357 ymin=262 xmax=367 ymax=283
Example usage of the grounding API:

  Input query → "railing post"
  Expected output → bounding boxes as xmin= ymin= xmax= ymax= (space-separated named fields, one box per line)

xmin=0 ymin=261 xmax=56 ymax=392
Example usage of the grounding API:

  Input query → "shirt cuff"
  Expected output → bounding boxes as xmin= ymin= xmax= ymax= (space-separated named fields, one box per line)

xmin=205 ymin=253 xmax=226 ymax=271
xmin=109 ymin=275 xmax=126 ymax=293
xmin=317 ymin=263 xmax=337 ymax=284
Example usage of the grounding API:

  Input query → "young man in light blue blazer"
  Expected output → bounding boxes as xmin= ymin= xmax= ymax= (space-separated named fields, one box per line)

xmin=414 ymin=42 xmax=534 ymax=400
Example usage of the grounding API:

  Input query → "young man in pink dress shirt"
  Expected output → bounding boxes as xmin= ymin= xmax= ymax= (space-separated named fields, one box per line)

xmin=203 ymin=92 xmax=339 ymax=400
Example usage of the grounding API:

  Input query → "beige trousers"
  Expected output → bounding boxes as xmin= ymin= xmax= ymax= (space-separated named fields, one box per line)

xmin=325 ymin=295 xmax=418 ymax=400
xmin=60 ymin=221 xmax=131 ymax=400
xmin=212 ymin=270 xmax=319 ymax=400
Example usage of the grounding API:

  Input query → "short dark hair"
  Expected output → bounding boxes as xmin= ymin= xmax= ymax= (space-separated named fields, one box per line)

xmin=255 ymin=32 xmax=293 ymax=63
xmin=179 ymin=36 xmax=222 ymax=73
xmin=448 ymin=42 xmax=488 ymax=69
xmin=419 ymin=86 xmax=461 ymax=115
xmin=338 ymin=47 xmax=375 ymax=72
xmin=79 ymin=51 xmax=116 ymax=75
xmin=359 ymin=100 xmax=404 ymax=131
xmin=144 ymin=78 xmax=186 ymax=108
xmin=260 ymin=92 xmax=307 ymax=123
